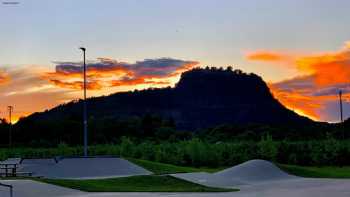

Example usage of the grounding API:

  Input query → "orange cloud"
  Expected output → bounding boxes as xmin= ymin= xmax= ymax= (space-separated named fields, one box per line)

xmin=0 ymin=65 xmax=78 ymax=121
xmin=269 ymin=80 xmax=349 ymax=121
xmin=268 ymin=80 xmax=321 ymax=120
xmin=246 ymin=51 xmax=291 ymax=62
xmin=44 ymin=58 xmax=199 ymax=90
xmin=0 ymin=70 xmax=10 ymax=85
xmin=247 ymin=42 xmax=350 ymax=87
xmin=247 ymin=41 xmax=350 ymax=121
xmin=345 ymin=41 xmax=350 ymax=49
xmin=111 ymin=77 xmax=170 ymax=87
xmin=296 ymin=50 xmax=350 ymax=87
xmin=49 ymin=79 xmax=103 ymax=90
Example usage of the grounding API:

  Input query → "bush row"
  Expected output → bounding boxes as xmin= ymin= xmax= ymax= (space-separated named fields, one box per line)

xmin=1 ymin=137 xmax=350 ymax=167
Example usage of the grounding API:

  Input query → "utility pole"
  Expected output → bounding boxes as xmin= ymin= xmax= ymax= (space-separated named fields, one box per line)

xmin=339 ymin=90 xmax=344 ymax=139
xmin=339 ymin=90 xmax=343 ymax=123
xmin=7 ymin=106 xmax=13 ymax=147
xmin=79 ymin=47 xmax=88 ymax=157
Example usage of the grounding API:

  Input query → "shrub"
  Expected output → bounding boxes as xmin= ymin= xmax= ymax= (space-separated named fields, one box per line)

xmin=258 ymin=134 xmax=277 ymax=161
xmin=2 ymin=138 xmax=350 ymax=167
xmin=119 ymin=137 xmax=134 ymax=157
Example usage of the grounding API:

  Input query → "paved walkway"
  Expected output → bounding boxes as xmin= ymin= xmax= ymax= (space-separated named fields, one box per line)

xmin=0 ymin=180 xmax=82 ymax=197
xmin=1 ymin=178 xmax=350 ymax=197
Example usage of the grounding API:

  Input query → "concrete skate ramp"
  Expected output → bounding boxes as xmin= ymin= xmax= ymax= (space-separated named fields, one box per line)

xmin=173 ymin=172 xmax=246 ymax=188
xmin=172 ymin=159 xmax=297 ymax=188
xmin=216 ymin=159 xmax=295 ymax=183
xmin=19 ymin=158 xmax=58 ymax=178
xmin=0 ymin=180 xmax=82 ymax=197
xmin=19 ymin=157 xmax=152 ymax=179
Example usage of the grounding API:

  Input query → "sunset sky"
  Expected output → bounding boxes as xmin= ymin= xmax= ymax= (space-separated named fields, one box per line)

xmin=1 ymin=0 xmax=350 ymax=122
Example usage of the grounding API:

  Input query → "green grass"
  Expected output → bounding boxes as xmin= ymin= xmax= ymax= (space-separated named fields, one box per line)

xmin=127 ymin=158 xmax=224 ymax=174
xmin=39 ymin=175 xmax=237 ymax=192
xmin=278 ymin=164 xmax=350 ymax=178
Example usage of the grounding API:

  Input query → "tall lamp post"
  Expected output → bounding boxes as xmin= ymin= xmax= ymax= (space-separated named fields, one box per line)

xmin=339 ymin=90 xmax=344 ymax=139
xmin=339 ymin=90 xmax=343 ymax=123
xmin=7 ymin=106 xmax=13 ymax=147
xmin=79 ymin=47 xmax=88 ymax=157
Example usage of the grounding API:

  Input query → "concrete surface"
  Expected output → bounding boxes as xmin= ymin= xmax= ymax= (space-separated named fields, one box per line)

xmin=2 ymin=178 xmax=350 ymax=197
xmin=172 ymin=159 xmax=297 ymax=188
xmin=85 ymin=178 xmax=350 ymax=197
xmin=0 ymin=180 xmax=83 ymax=197
xmin=18 ymin=157 xmax=152 ymax=179
xmin=1 ymin=159 xmax=350 ymax=197
xmin=84 ymin=178 xmax=350 ymax=197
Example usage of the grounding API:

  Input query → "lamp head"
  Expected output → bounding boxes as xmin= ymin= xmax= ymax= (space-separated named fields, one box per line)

xmin=79 ymin=47 xmax=86 ymax=51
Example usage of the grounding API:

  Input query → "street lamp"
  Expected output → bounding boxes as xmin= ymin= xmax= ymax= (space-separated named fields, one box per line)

xmin=339 ymin=90 xmax=344 ymax=139
xmin=7 ymin=106 xmax=13 ymax=147
xmin=339 ymin=90 xmax=343 ymax=123
xmin=79 ymin=47 xmax=88 ymax=157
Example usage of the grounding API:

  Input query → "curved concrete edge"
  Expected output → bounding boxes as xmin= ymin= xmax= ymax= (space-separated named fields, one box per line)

xmin=171 ymin=159 xmax=299 ymax=188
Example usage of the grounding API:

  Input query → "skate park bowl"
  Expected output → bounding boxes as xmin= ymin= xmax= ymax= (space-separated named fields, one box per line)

xmin=2 ymin=156 xmax=152 ymax=179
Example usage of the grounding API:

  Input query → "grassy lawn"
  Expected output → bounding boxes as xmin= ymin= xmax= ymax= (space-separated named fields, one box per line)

xmin=39 ymin=175 xmax=237 ymax=192
xmin=278 ymin=164 xmax=350 ymax=178
xmin=127 ymin=158 xmax=224 ymax=174
xmin=130 ymin=159 xmax=350 ymax=179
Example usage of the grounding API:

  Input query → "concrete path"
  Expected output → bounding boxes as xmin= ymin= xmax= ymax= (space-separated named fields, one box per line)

xmin=58 ymin=178 xmax=350 ymax=197
xmin=1 ymin=178 xmax=350 ymax=197
xmin=0 ymin=180 xmax=83 ymax=197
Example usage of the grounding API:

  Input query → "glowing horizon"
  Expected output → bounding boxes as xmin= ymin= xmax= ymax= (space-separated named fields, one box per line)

xmin=1 ymin=0 xmax=350 ymax=123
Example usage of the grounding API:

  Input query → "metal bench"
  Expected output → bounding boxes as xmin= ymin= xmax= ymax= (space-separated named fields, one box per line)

xmin=0 ymin=163 xmax=33 ymax=177
xmin=0 ymin=164 xmax=18 ymax=177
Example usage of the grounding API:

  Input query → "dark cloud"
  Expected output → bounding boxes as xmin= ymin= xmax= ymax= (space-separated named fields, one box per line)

xmin=312 ymin=83 xmax=350 ymax=96
xmin=131 ymin=58 xmax=197 ymax=77
xmin=271 ymin=74 xmax=350 ymax=97
xmin=271 ymin=75 xmax=315 ymax=94
xmin=45 ymin=58 xmax=199 ymax=90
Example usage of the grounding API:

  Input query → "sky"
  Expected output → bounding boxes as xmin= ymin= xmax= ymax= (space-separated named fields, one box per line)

xmin=1 ymin=0 xmax=350 ymax=122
